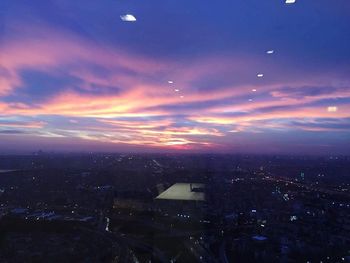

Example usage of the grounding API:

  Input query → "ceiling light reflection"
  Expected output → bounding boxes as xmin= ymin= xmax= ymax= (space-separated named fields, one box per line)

xmin=327 ymin=106 xmax=338 ymax=112
xmin=285 ymin=0 xmax=296 ymax=4
xmin=120 ymin=14 xmax=137 ymax=22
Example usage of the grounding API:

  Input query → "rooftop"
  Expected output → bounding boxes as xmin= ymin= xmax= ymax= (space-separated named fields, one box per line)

xmin=156 ymin=183 xmax=205 ymax=201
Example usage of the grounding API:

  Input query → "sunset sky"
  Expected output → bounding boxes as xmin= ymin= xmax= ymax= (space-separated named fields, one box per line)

xmin=0 ymin=0 xmax=349 ymax=154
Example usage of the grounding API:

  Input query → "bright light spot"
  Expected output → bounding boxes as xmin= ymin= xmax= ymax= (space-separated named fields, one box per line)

xmin=285 ymin=0 xmax=296 ymax=4
xmin=168 ymin=80 xmax=174 ymax=84
xmin=327 ymin=106 xmax=338 ymax=112
xmin=180 ymin=95 xmax=184 ymax=98
xmin=120 ymin=14 xmax=137 ymax=22
xmin=252 ymin=89 xmax=257 ymax=92
xmin=266 ymin=50 xmax=274 ymax=54
xmin=174 ymin=89 xmax=179 ymax=92
xmin=257 ymin=73 xmax=264 ymax=78
xmin=290 ymin=215 xmax=298 ymax=221
xmin=248 ymin=99 xmax=253 ymax=102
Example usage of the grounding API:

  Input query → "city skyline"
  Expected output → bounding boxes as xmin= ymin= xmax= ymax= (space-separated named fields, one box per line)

xmin=1 ymin=0 xmax=350 ymax=154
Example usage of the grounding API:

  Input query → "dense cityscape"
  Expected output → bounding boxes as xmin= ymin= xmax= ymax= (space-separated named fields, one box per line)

xmin=0 ymin=153 xmax=349 ymax=262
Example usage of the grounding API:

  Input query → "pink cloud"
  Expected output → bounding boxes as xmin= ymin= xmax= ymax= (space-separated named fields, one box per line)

xmin=1 ymin=24 xmax=350 ymax=150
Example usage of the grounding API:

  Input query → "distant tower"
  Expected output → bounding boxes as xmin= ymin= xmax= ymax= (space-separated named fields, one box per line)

xmin=300 ymin=172 xmax=305 ymax=181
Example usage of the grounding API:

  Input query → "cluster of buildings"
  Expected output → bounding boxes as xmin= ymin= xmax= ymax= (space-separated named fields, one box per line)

xmin=0 ymin=153 xmax=349 ymax=262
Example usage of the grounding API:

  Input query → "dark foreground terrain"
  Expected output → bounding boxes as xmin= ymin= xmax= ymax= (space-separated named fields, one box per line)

xmin=0 ymin=153 xmax=349 ymax=262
